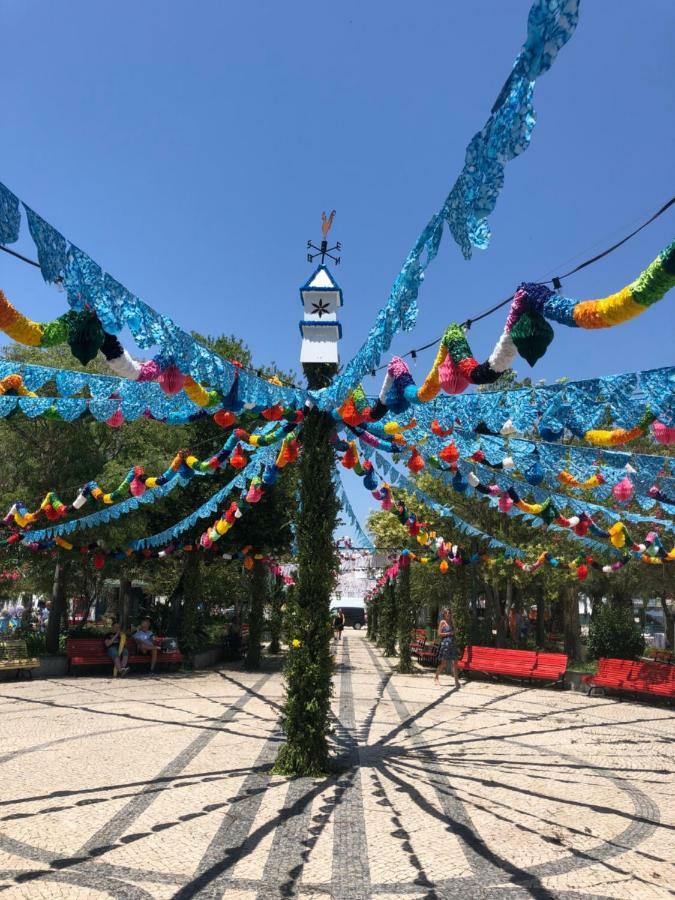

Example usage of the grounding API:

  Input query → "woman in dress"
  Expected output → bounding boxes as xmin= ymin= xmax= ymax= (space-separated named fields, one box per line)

xmin=434 ymin=607 xmax=460 ymax=688
xmin=333 ymin=609 xmax=345 ymax=641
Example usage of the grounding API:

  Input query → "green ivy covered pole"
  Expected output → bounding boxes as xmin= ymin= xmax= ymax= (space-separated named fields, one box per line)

xmin=396 ymin=557 xmax=415 ymax=673
xmin=274 ymin=362 xmax=339 ymax=777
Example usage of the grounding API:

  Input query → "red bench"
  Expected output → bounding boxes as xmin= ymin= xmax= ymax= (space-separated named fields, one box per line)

xmin=458 ymin=646 xmax=567 ymax=686
xmin=582 ymin=658 xmax=675 ymax=700
xmin=66 ymin=636 xmax=183 ymax=674
xmin=409 ymin=628 xmax=427 ymax=660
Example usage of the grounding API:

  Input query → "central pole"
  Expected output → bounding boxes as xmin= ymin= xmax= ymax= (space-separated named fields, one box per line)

xmin=274 ymin=362 xmax=339 ymax=776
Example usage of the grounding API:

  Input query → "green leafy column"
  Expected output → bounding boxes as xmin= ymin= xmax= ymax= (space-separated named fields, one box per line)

xmin=396 ymin=559 xmax=415 ymax=673
xmin=274 ymin=364 xmax=339 ymax=777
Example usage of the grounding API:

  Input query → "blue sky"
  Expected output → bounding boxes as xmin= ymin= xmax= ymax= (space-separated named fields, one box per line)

xmin=2 ymin=0 xmax=674 ymax=540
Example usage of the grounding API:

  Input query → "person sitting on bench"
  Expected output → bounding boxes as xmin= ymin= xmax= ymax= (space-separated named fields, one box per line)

xmin=104 ymin=620 xmax=130 ymax=676
xmin=133 ymin=617 xmax=159 ymax=672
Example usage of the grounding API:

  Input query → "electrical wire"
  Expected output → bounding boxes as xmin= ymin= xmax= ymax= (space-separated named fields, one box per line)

xmin=367 ymin=194 xmax=674 ymax=375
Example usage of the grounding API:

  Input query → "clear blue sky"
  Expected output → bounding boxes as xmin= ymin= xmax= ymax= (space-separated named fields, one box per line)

xmin=2 ymin=0 xmax=674 ymax=539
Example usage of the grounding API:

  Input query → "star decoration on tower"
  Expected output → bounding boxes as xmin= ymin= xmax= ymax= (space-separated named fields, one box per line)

xmin=311 ymin=299 xmax=331 ymax=317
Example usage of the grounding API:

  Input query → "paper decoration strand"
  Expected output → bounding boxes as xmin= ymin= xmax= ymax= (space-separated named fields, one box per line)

xmin=3 ymin=421 xmax=295 ymax=531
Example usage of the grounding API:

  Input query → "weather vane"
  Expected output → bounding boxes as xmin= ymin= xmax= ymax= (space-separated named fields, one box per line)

xmin=307 ymin=209 xmax=341 ymax=265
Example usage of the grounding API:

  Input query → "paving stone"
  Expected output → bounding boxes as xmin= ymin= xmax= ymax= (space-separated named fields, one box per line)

xmin=0 ymin=634 xmax=673 ymax=899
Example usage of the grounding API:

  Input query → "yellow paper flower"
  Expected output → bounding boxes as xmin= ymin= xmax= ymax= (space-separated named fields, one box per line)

xmin=291 ymin=638 xmax=301 ymax=649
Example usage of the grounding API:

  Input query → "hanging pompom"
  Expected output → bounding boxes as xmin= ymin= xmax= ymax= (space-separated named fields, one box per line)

xmin=363 ymin=461 xmax=378 ymax=491
xmin=439 ymin=559 xmax=449 ymax=574
xmin=498 ymin=492 xmax=513 ymax=513
xmin=509 ymin=311 xmax=555 ymax=366
xmin=285 ymin=438 xmax=300 ymax=464
xmin=439 ymin=355 xmax=470 ymax=395
xmin=159 ymin=363 xmax=186 ymax=396
xmin=341 ymin=443 xmax=359 ymax=470
xmin=106 ymin=408 xmax=124 ymax=428
xmin=262 ymin=404 xmax=284 ymax=421
xmin=214 ymin=409 xmax=236 ymax=428
xmin=576 ymin=563 xmax=588 ymax=581
xmin=130 ymin=475 xmax=146 ymax=497
xmin=246 ymin=478 xmax=264 ymax=503
xmin=652 ymin=421 xmax=675 ymax=445
xmin=612 ymin=476 xmax=634 ymax=503
xmin=229 ymin=444 xmax=247 ymax=469
xmin=407 ymin=448 xmax=425 ymax=473
xmin=65 ymin=310 xmax=105 ymax=365
xmin=439 ymin=442 xmax=460 ymax=465
xmin=608 ymin=522 xmax=627 ymax=548
xmin=431 ymin=419 xmax=453 ymax=438
xmin=338 ymin=394 xmax=366 ymax=427
xmin=524 ymin=458 xmax=544 ymax=485
xmin=452 ymin=470 xmax=468 ymax=493
xmin=93 ymin=552 xmax=106 ymax=570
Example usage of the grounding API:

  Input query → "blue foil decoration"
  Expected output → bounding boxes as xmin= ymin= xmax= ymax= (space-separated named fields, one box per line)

xmin=314 ymin=0 xmax=580 ymax=409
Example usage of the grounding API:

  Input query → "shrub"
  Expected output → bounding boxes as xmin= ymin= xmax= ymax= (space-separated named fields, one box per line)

xmin=587 ymin=604 xmax=644 ymax=661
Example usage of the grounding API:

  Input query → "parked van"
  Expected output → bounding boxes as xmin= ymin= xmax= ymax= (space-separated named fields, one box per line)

xmin=330 ymin=606 xmax=366 ymax=630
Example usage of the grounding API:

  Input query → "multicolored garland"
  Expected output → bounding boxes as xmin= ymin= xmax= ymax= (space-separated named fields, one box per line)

xmin=2 ymin=421 xmax=297 ymax=531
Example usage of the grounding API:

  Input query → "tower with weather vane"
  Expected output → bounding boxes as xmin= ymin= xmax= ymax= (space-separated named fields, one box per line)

xmin=300 ymin=210 xmax=342 ymax=365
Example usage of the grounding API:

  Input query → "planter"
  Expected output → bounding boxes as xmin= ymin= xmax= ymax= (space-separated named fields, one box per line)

xmin=0 ymin=655 xmax=68 ymax=682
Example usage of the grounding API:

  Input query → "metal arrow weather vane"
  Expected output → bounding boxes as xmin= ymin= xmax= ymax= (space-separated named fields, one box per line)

xmin=307 ymin=209 xmax=341 ymax=265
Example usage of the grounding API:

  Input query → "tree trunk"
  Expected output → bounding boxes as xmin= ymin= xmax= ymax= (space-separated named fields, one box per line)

xmin=273 ymin=372 xmax=339 ymax=777
xmin=46 ymin=560 xmax=68 ymax=655
xmin=268 ymin=574 xmax=283 ymax=654
xmin=563 ymin=584 xmax=581 ymax=661
xmin=176 ymin=552 xmax=201 ymax=665
xmin=536 ymin=583 xmax=546 ymax=647
xmin=660 ymin=594 xmax=674 ymax=649
xmin=368 ymin=600 xmax=378 ymax=642
xmin=246 ymin=559 xmax=267 ymax=669
xmin=380 ymin=581 xmax=398 ymax=657
xmin=396 ymin=563 xmax=414 ymax=673
xmin=118 ymin=577 xmax=131 ymax=631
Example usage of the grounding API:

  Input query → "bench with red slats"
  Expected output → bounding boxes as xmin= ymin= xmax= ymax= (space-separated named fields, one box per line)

xmin=66 ymin=636 xmax=183 ymax=674
xmin=458 ymin=646 xmax=567 ymax=686
xmin=582 ymin=657 xmax=675 ymax=700
xmin=409 ymin=628 xmax=428 ymax=661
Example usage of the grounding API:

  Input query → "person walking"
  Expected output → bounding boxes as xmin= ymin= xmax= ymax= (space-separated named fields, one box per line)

xmin=434 ymin=607 xmax=460 ymax=688
xmin=333 ymin=608 xmax=345 ymax=641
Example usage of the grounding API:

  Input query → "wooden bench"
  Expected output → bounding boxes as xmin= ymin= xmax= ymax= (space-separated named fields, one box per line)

xmin=66 ymin=636 xmax=183 ymax=675
xmin=458 ymin=646 xmax=567 ymax=686
xmin=0 ymin=638 xmax=40 ymax=679
xmin=582 ymin=658 xmax=675 ymax=700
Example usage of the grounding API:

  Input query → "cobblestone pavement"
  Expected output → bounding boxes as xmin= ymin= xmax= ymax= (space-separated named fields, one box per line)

xmin=0 ymin=632 xmax=674 ymax=899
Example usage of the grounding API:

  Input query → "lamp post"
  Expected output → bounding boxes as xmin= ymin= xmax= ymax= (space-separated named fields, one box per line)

xmin=273 ymin=213 xmax=342 ymax=776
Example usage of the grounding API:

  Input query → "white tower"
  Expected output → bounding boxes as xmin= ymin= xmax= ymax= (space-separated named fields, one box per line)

xmin=301 ymin=211 xmax=343 ymax=365
xmin=299 ymin=265 xmax=342 ymax=365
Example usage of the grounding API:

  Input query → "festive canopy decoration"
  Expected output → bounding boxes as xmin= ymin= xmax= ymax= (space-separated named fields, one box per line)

xmin=308 ymin=0 xmax=580 ymax=409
